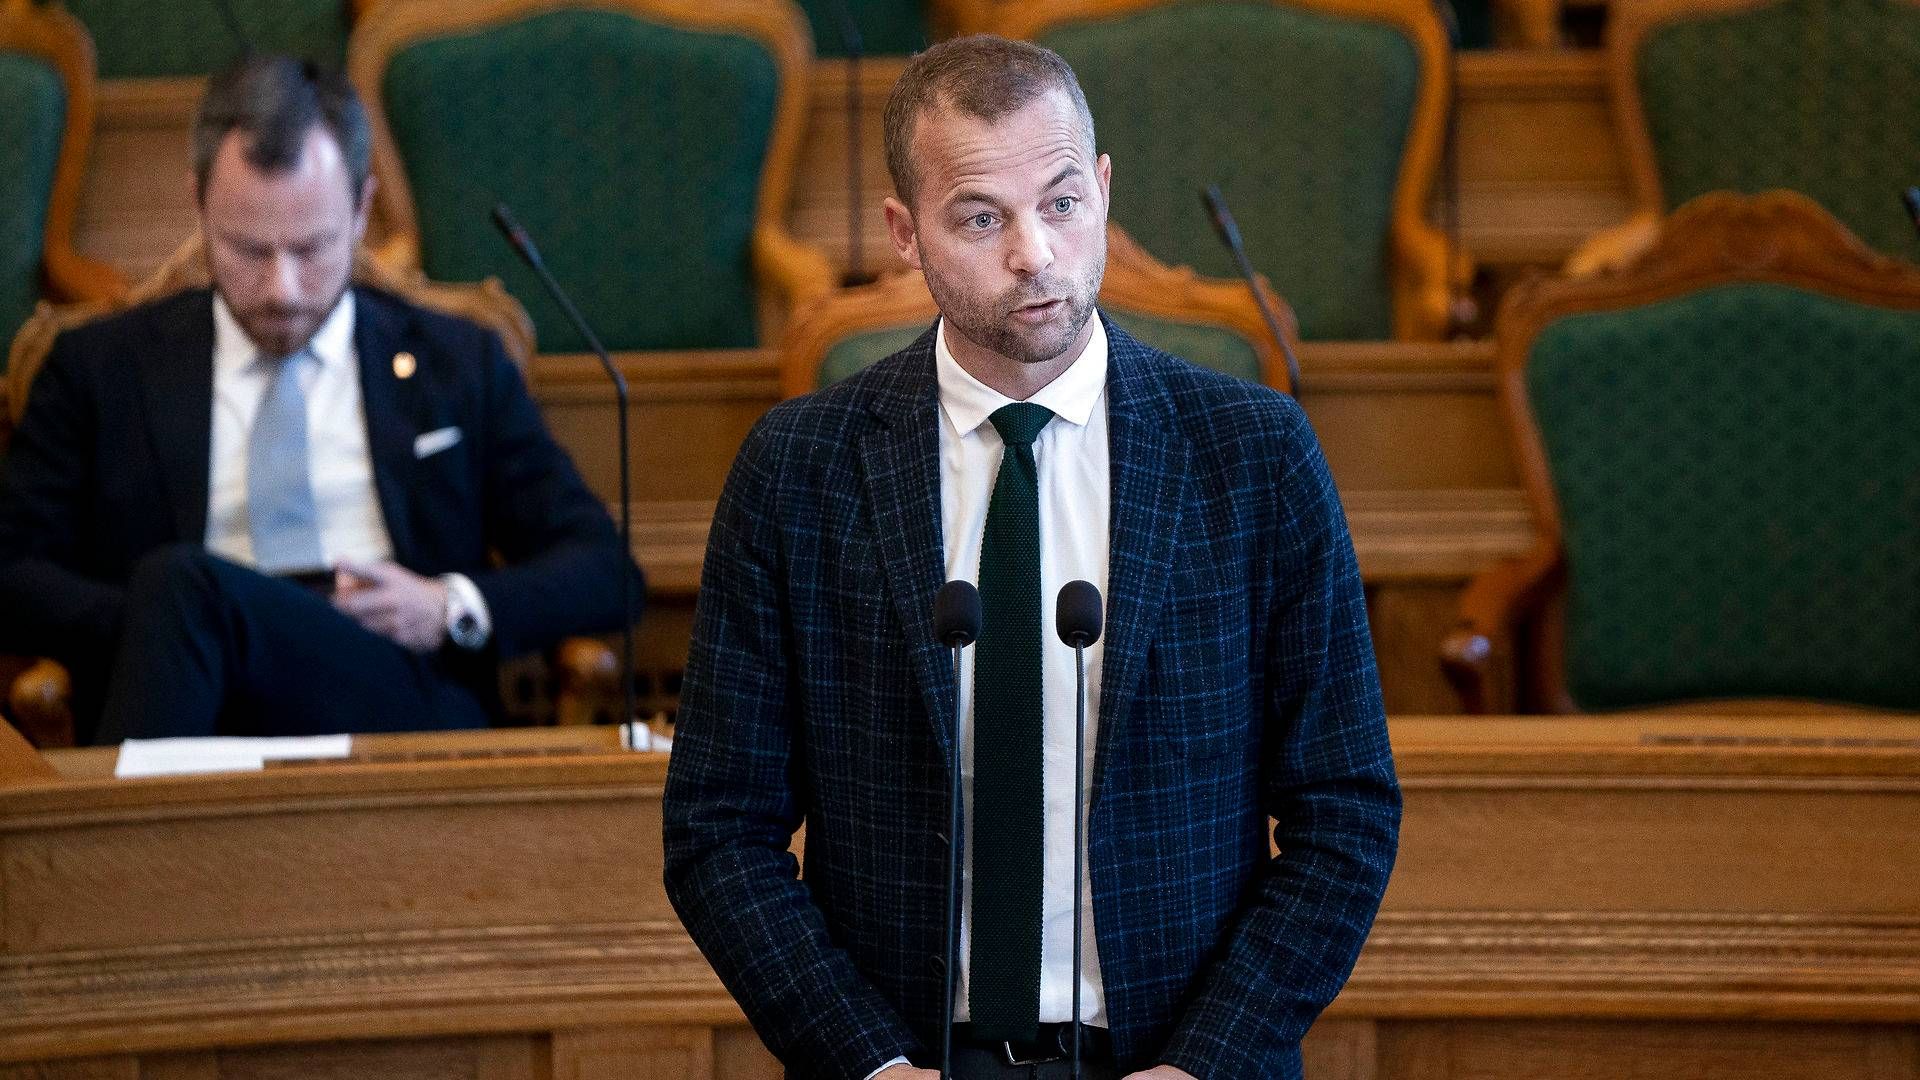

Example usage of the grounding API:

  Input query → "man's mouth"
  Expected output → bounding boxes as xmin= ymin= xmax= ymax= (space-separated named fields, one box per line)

xmin=1011 ymin=298 xmax=1065 ymax=322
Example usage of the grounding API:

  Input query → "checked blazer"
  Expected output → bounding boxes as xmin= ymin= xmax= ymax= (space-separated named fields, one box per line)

xmin=663 ymin=316 xmax=1400 ymax=1080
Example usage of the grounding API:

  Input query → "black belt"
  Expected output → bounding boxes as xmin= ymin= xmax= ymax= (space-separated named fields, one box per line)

xmin=951 ymin=1022 xmax=1113 ymax=1066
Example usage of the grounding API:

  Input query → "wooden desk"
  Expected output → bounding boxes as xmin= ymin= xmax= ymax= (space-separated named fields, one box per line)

xmin=5 ymin=716 xmax=1917 ymax=1079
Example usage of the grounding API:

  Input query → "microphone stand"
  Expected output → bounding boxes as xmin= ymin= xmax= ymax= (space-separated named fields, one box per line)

xmin=492 ymin=204 xmax=634 ymax=731
xmin=943 ymin=634 xmax=965 ymax=1080
xmin=1200 ymin=185 xmax=1304 ymax=395
xmin=1069 ymin=633 xmax=1087 ymax=1080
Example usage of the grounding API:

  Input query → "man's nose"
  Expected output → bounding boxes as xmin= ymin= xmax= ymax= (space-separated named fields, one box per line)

xmin=1005 ymin=218 xmax=1055 ymax=277
xmin=261 ymin=251 xmax=301 ymax=304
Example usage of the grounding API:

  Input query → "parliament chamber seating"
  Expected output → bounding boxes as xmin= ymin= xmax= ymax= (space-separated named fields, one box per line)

xmin=1 ymin=234 xmax=622 ymax=746
xmin=347 ymin=0 xmax=836 ymax=357
xmin=0 ymin=0 xmax=121 ymax=373
xmin=780 ymin=226 xmax=1298 ymax=395
xmin=1447 ymin=190 xmax=1920 ymax=714
xmin=1570 ymin=0 xmax=1920 ymax=274
xmin=993 ymin=0 xmax=1469 ymax=341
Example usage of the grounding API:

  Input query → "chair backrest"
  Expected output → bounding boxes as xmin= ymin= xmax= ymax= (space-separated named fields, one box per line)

xmin=7 ymin=233 xmax=533 ymax=432
xmin=995 ymin=0 xmax=1454 ymax=340
xmin=1496 ymin=190 xmax=1920 ymax=711
xmin=1610 ymin=0 xmax=1920 ymax=261
xmin=0 ymin=1 xmax=121 ymax=371
xmin=781 ymin=226 xmax=1297 ymax=396
xmin=797 ymin=0 xmax=930 ymax=54
xmin=350 ymin=0 xmax=827 ymax=354
xmin=57 ymin=0 xmax=361 ymax=79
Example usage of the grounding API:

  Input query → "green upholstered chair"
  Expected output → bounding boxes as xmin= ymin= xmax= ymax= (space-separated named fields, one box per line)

xmin=994 ymin=0 xmax=1460 ymax=341
xmin=350 ymin=0 xmax=834 ymax=356
xmin=781 ymin=227 xmax=1296 ymax=396
xmin=1447 ymin=191 xmax=1920 ymax=714
xmin=56 ymin=0 xmax=362 ymax=78
xmin=0 ymin=1 xmax=121 ymax=384
xmin=1573 ymin=0 xmax=1920 ymax=274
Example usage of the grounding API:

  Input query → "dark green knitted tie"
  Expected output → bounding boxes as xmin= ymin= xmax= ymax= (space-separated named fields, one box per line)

xmin=969 ymin=401 xmax=1054 ymax=1041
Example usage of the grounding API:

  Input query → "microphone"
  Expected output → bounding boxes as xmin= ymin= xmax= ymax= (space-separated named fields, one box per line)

xmin=1902 ymin=187 xmax=1920 ymax=241
xmin=932 ymin=579 xmax=981 ymax=1080
xmin=492 ymin=203 xmax=636 ymax=731
xmin=833 ymin=2 xmax=875 ymax=287
xmin=1200 ymin=185 xmax=1305 ymax=395
xmin=1431 ymin=0 xmax=1479 ymax=336
xmin=1054 ymin=579 xmax=1103 ymax=1080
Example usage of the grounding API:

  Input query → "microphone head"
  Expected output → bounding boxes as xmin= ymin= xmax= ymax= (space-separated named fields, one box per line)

xmin=491 ymin=202 xmax=539 ymax=265
xmin=933 ymin=580 xmax=982 ymax=648
xmin=1055 ymin=579 xmax=1103 ymax=647
xmin=1200 ymin=184 xmax=1242 ymax=253
xmin=1903 ymin=187 xmax=1920 ymax=228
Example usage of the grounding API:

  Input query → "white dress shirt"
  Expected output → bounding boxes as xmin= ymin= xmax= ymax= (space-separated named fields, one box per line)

xmin=205 ymin=292 xmax=490 ymax=642
xmin=939 ymin=315 xmax=1112 ymax=1030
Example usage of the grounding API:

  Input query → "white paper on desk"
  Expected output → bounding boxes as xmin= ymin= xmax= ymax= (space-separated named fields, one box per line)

xmin=114 ymin=734 xmax=354 ymax=778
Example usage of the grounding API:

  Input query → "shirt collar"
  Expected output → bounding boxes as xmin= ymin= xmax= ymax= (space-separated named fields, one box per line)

xmin=935 ymin=312 xmax=1108 ymax=439
xmin=212 ymin=288 xmax=357 ymax=376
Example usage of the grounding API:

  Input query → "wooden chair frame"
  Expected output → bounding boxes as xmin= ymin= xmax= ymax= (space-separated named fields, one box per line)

xmin=1568 ymin=0 xmax=1920 ymax=275
xmin=0 ymin=0 xmax=126 ymax=313
xmin=779 ymin=225 xmax=1299 ymax=397
xmin=346 ymin=0 xmax=836 ymax=345
xmin=1445 ymin=190 xmax=1920 ymax=712
xmin=989 ymin=0 xmax=1466 ymax=340
xmin=4 ymin=234 xmax=617 ymax=745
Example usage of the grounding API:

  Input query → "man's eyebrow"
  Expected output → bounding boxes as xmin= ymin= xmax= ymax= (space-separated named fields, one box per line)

xmin=946 ymin=188 xmax=1007 ymax=210
xmin=1045 ymin=165 xmax=1085 ymax=191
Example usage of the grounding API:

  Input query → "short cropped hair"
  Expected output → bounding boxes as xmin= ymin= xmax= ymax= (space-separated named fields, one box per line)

xmin=882 ymin=34 xmax=1095 ymax=209
xmin=192 ymin=54 xmax=372 ymax=204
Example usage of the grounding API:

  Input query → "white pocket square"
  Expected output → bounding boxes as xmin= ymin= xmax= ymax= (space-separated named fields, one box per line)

xmin=413 ymin=426 xmax=463 ymax=459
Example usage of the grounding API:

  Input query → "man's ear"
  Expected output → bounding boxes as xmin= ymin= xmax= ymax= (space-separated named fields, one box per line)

xmin=883 ymin=195 xmax=922 ymax=270
xmin=1096 ymin=152 xmax=1112 ymax=214
xmin=352 ymin=175 xmax=377 ymax=240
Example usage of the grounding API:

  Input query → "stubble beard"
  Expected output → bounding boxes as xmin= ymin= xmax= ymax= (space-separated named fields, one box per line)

xmin=928 ymin=256 xmax=1106 ymax=367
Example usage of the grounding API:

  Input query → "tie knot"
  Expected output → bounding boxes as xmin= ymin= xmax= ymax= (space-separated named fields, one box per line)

xmin=989 ymin=402 xmax=1053 ymax=448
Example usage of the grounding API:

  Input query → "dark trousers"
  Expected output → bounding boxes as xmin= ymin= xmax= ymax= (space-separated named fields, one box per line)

xmin=942 ymin=1046 xmax=1120 ymax=1080
xmin=92 ymin=544 xmax=489 ymax=744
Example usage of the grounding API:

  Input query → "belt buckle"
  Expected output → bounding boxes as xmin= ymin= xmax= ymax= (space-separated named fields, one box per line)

xmin=998 ymin=1037 xmax=1066 ymax=1068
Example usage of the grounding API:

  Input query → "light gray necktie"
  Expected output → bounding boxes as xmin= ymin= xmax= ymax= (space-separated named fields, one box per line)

xmin=247 ymin=350 xmax=325 ymax=573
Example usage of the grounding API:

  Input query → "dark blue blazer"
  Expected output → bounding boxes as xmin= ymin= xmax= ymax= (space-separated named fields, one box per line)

xmin=0 ymin=286 xmax=636 ymax=694
xmin=663 ymin=318 xmax=1399 ymax=1079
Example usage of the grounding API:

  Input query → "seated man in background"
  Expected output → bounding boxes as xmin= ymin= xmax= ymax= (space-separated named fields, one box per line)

xmin=0 ymin=55 xmax=638 ymax=744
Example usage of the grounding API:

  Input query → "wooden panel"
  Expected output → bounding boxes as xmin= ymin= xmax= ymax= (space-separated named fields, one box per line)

xmin=1453 ymin=50 xmax=1629 ymax=267
xmin=1377 ymin=1021 xmax=1917 ymax=1080
xmin=710 ymin=1027 xmax=782 ymax=1080
xmin=76 ymin=78 xmax=203 ymax=286
xmin=3 ymin=719 xmax=1920 ymax=1076
xmin=552 ymin=1028 xmax=709 ymax=1080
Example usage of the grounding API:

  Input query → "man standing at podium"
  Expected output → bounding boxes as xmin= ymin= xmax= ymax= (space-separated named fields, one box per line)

xmin=664 ymin=35 xmax=1399 ymax=1080
xmin=0 ymin=56 xmax=637 ymax=743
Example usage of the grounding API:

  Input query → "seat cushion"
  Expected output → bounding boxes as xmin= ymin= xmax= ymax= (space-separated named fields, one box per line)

xmin=1638 ymin=0 xmax=1920 ymax=258
xmin=62 ymin=0 xmax=350 ymax=78
xmin=1041 ymin=1 xmax=1421 ymax=339
xmin=0 ymin=52 xmax=64 ymax=366
xmin=1527 ymin=282 xmax=1920 ymax=710
xmin=383 ymin=8 xmax=782 ymax=352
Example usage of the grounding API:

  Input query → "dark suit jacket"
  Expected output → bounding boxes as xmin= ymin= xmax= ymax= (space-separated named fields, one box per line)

xmin=663 ymin=317 xmax=1400 ymax=1080
xmin=0 ymin=285 xmax=638 ymax=708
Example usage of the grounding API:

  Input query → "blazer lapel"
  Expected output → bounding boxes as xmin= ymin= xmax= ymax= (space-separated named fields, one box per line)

xmin=856 ymin=327 xmax=958 ymax=755
xmin=351 ymin=288 xmax=420 ymax=562
xmin=136 ymin=290 xmax=215 ymax=543
xmin=1093 ymin=318 xmax=1190 ymax=806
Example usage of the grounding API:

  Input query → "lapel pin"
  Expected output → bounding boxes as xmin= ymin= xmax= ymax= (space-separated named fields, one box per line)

xmin=392 ymin=351 xmax=416 ymax=379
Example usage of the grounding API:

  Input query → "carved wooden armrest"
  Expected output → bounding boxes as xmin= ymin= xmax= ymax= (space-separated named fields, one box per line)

xmin=1394 ymin=220 xmax=1476 ymax=340
xmin=754 ymin=224 xmax=838 ymax=311
xmin=7 ymin=657 xmax=75 ymax=748
xmin=1441 ymin=542 xmax=1563 ymax=713
xmin=1565 ymin=213 xmax=1663 ymax=279
xmin=552 ymin=637 xmax=622 ymax=727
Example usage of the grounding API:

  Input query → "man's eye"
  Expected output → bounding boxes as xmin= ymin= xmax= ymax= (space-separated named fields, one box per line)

xmin=968 ymin=213 xmax=995 ymax=229
xmin=1052 ymin=196 xmax=1077 ymax=214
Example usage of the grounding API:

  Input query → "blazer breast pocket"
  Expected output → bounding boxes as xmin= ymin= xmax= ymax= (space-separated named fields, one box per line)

xmin=413 ymin=426 xmax=463 ymax=460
